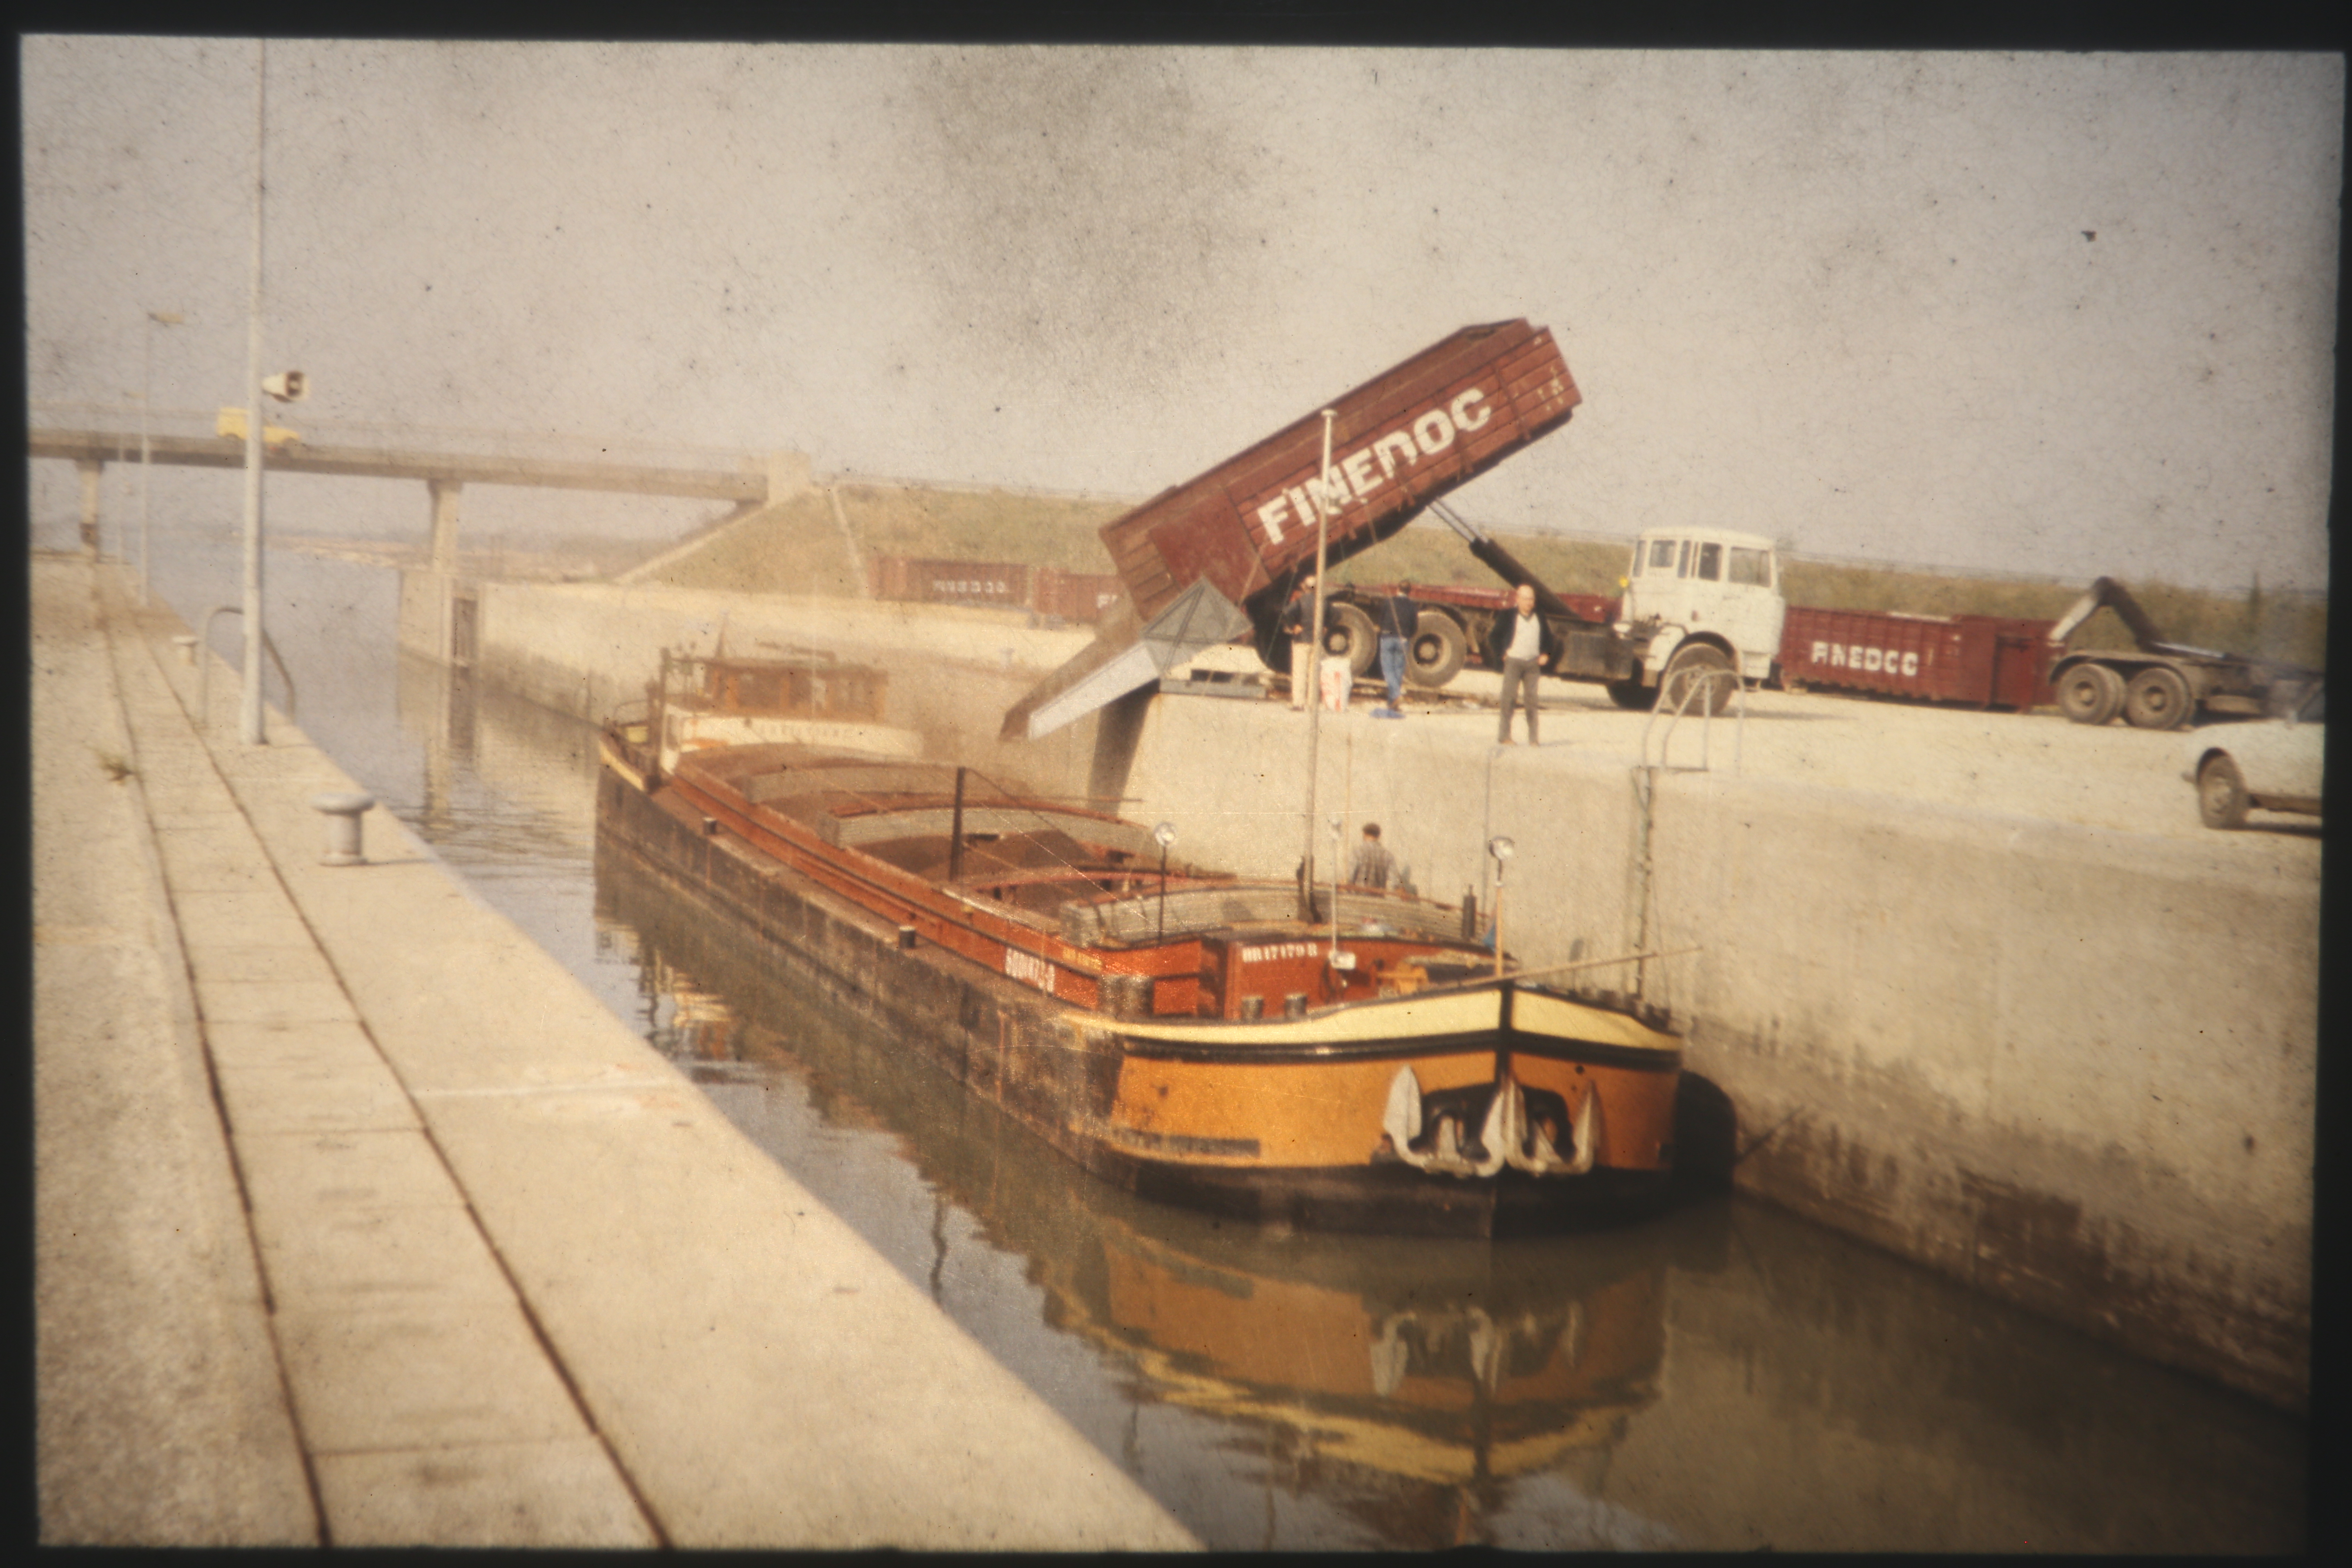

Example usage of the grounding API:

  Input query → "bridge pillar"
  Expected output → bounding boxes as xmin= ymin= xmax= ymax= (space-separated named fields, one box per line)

xmin=76 ymin=459 xmax=105 ymax=557
xmin=428 ymin=479 xmax=463 ymax=572
xmin=761 ymin=449 xmax=812 ymax=503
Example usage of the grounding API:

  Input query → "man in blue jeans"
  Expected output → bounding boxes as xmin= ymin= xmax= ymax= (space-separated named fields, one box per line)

xmin=1484 ymin=583 xmax=1561 ymax=744
xmin=1375 ymin=585 xmax=1415 ymax=717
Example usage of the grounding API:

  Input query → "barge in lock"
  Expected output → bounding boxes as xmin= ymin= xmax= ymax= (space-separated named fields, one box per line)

xmin=597 ymin=650 xmax=1685 ymax=1235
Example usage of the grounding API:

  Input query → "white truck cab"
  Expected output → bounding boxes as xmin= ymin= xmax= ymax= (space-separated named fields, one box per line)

xmin=1614 ymin=527 xmax=1787 ymax=710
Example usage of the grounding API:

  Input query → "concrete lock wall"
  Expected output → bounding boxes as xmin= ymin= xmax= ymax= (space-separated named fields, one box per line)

xmin=1115 ymin=697 xmax=2316 ymax=1410
xmin=451 ymin=575 xmax=1110 ymax=798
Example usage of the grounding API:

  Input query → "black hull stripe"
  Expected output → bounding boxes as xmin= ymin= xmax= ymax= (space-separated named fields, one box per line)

xmin=1109 ymin=1151 xmax=1679 ymax=1238
xmin=1111 ymin=1024 xmax=1680 ymax=1071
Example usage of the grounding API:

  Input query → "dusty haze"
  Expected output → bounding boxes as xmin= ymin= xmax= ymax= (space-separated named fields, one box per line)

xmin=22 ymin=41 xmax=2340 ymax=592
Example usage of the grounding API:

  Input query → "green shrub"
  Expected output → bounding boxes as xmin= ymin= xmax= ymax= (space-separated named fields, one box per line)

xmin=642 ymin=484 xmax=2327 ymax=671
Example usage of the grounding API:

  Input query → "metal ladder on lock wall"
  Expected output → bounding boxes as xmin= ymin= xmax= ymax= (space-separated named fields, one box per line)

xmin=1629 ymin=668 xmax=1745 ymax=1001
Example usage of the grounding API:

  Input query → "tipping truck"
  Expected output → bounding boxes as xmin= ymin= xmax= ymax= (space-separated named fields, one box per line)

xmin=2045 ymin=577 xmax=2321 ymax=729
xmin=1001 ymin=319 xmax=1783 ymax=739
xmin=1002 ymin=319 xmax=1582 ymax=739
xmin=1316 ymin=500 xmax=1786 ymax=714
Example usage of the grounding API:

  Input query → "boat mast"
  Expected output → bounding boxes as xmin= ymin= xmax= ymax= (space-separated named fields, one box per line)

xmin=651 ymin=646 xmax=671 ymax=782
xmin=1329 ymin=731 xmax=1350 ymax=960
xmin=948 ymin=766 xmax=967 ymax=884
xmin=1329 ymin=813 xmax=1345 ymax=960
xmin=1298 ymin=409 xmax=1338 ymax=921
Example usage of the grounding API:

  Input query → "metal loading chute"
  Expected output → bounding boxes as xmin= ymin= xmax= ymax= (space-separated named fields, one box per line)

xmin=998 ymin=578 xmax=1254 ymax=741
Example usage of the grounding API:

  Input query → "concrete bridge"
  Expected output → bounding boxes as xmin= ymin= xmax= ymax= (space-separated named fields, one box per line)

xmin=28 ymin=406 xmax=809 ymax=571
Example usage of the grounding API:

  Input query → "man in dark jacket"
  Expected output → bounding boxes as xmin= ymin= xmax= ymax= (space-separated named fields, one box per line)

xmin=1279 ymin=573 xmax=1320 ymax=711
xmin=1348 ymin=822 xmax=1397 ymax=887
xmin=1485 ymin=583 xmax=1562 ymax=744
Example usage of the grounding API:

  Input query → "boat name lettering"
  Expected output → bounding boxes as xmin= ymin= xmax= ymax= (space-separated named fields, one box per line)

xmin=1811 ymin=641 xmax=1920 ymax=678
xmin=1249 ymin=385 xmax=1494 ymax=545
xmin=1240 ymin=941 xmax=1320 ymax=963
xmin=1004 ymin=947 xmax=1056 ymax=995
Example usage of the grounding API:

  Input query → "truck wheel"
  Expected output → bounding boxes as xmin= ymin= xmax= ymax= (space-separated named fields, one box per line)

xmin=1405 ymin=610 xmax=1468 ymax=688
xmin=1325 ymin=601 xmax=1379 ymax=677
xmin=2056 ymin=662 xmax=2125 ymax=726
xmin=2124 ymin=666 xmax=2192 ymax=730
xmin=1659 ymin=644 xmax=1735 ymax=716
xmin=2198 ymin=754 xmax=2249 ymax=829
xmin=1606 ymin=678 xmax=1655 ymax=710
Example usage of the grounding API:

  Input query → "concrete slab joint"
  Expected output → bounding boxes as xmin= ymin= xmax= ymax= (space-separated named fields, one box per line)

xmin=38 ymin=559 xmax=1196 ymax=1549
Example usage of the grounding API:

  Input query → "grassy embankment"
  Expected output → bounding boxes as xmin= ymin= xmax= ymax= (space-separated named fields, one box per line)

xmin=644 ymin=484 xmax=2326 ymax=670
xmin=648 ymin=484 xmax=1128 ymax=599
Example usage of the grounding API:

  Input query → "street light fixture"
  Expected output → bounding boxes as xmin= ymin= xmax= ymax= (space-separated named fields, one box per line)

xmin=1487 ymin=836 xmax=1517 ymax=978
xmin=139 ymin=310 xmax=187 ymax=607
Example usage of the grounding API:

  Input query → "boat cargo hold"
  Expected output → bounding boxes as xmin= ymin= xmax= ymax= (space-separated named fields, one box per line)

xmin=597 ymin=652 xmax=1686 ymax=1236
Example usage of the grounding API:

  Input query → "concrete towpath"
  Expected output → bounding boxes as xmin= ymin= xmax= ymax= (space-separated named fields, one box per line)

xmin=31 ymin=551 xmax=1197 ymax=1550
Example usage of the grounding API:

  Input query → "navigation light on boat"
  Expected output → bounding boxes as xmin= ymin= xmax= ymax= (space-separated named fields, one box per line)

xmin=1487 ymin=837 xmax=1516 ymax=977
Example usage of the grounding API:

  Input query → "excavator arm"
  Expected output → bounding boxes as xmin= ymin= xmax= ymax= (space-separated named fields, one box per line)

xmin=2048 ymin=577 xmax=2218 ymax=659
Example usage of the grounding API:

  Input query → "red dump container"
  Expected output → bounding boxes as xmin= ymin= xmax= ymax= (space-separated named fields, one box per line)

xmin=1780 ymin=606 xmax=2058 ymax=710
xmin=1031 ymin=568 xmax=1124 ymax=624
xmin=868 ymin=556 xmax=1033 ymax=610
xmin=1098 ymin=320 xmax=1580 ymax=626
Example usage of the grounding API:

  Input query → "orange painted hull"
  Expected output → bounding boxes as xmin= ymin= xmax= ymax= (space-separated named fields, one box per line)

xmin=598 ymin=733 xmax=1686 ymax=1234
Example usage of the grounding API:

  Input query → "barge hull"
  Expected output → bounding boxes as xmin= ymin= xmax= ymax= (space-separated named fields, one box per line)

xmin=596 ymin=766 xmax=1676 ymax=1235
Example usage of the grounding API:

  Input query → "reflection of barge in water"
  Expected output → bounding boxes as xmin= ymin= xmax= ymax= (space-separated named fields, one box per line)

xmin=597 ymin=649 xmax=1685 ymax=1236
xmin=597 ymin=849 xmax=1709 ymax=1541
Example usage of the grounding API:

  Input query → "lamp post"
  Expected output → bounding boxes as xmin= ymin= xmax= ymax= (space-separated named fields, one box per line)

xmin=1487 ymin=836 xmax=1516 ymax=978
xmin=139 ymin=310 xmax=186 ymax=608
xmin=239 ymin=39 xmax=268 ymax=745
xmin=1298 ymin=408 xmax=1342 ymax=920
xmin=236 ymin=38 xmax=306 ymax=748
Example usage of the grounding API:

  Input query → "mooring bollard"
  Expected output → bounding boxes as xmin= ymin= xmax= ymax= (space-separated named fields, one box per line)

xmin=311 ymin=792 xmax=376 ymax=866
xmin=172 ymin=634 xmax=198 ymax=666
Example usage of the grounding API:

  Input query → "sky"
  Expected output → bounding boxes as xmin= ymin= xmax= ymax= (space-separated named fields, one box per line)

xmin=21 ymin=40 xmax=2343 ymax=591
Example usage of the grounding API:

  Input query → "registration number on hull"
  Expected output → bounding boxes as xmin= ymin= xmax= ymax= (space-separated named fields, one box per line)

xmin=1004 ymin=947 xmax=1056 ymax=997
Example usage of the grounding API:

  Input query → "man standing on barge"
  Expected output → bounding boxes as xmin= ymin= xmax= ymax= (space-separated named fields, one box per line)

xmin=1349 ymin=823 xmax=1396 ymax=889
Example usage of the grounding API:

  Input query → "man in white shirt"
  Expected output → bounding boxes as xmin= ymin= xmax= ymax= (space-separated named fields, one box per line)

xmin=1483 ymin=583 xmax=1561 ymax=744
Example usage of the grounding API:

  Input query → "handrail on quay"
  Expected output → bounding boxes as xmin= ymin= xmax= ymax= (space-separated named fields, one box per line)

xmin=1640 ymin=667 xmax=1746 ymax=775
xmin=196 ymin=604 xmax=296 ymax=728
